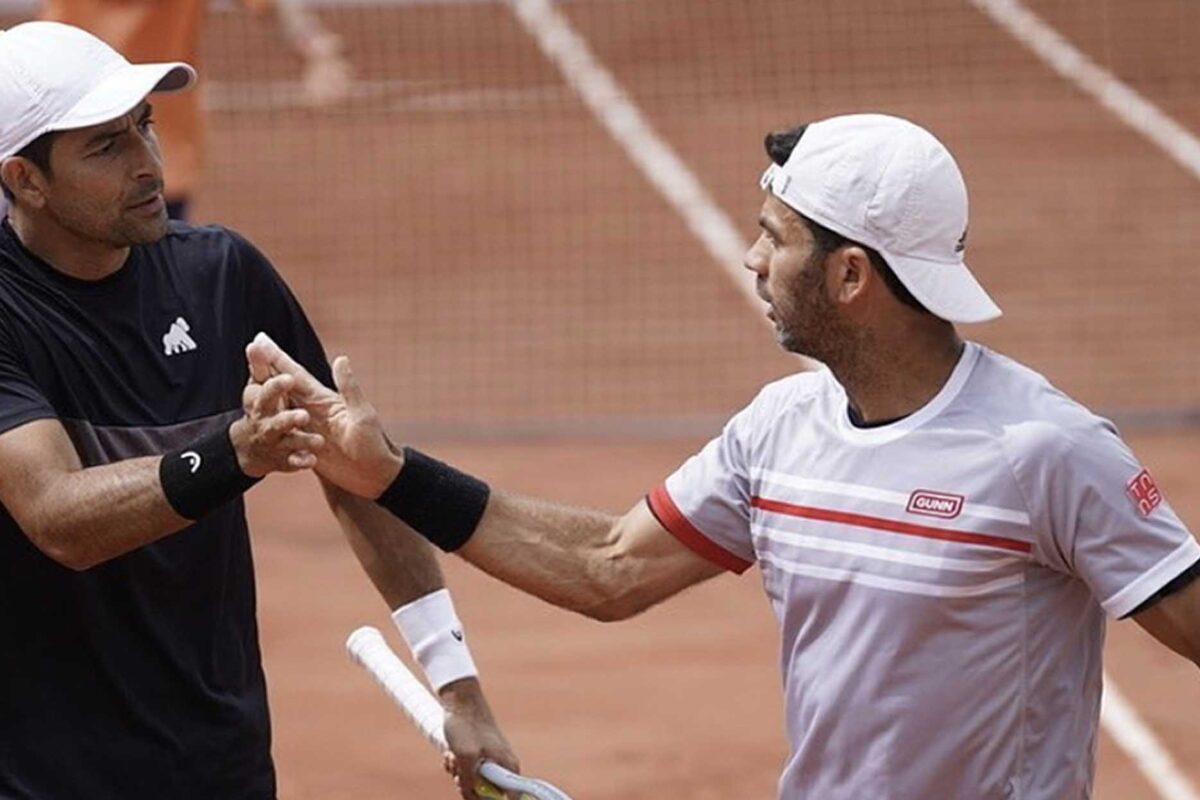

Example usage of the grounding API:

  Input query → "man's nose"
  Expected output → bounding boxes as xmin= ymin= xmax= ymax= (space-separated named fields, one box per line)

xmin=130 ymin=131 xmax=163 ymax=183
xmin=744 ymin=234 xmax=769 ymax=275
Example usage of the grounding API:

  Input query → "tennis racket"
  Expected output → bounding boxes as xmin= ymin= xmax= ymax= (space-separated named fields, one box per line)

xmin=346 ymin=626 xmax=574 ymax=800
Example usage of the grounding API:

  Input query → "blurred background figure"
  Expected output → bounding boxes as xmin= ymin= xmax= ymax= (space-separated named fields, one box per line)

xmin=39 ymin=0 xmax=352 ymax=221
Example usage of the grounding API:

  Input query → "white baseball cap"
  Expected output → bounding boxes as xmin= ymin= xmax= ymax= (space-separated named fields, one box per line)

xmin=0 ymin=21 xmax=196 ymax=161
xmin=760 ymin=113 xmax=1001 ymax=323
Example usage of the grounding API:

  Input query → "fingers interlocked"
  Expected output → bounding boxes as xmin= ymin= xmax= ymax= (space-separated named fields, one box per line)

xmin=237 ymin=371 xmax=324 ymax=475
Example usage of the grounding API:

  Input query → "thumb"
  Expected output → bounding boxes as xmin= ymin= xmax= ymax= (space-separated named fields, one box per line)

xmin=332 ymin=356 xmax=369 ymax=410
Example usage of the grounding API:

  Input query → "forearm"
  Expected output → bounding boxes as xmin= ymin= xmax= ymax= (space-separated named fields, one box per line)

xmin=23 ymin=455 xmax=188 ymax=570
xmin=321 ymin=478 xmax=444 ymax=607
xmin=322 ymin=479 xmax=490 ymax=697
xmin=459 ymin=491 xmax=630 ymax=619
xmin=368 ymin=448 xmax=682 ymax=620
xmin=15 ymin=411 xmax=295 ymax=570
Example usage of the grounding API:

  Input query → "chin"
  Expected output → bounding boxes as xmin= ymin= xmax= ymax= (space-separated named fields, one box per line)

xmin=777 ymin=328 xmax=821 ymax=360
xmin=116 ymin=216 xmax=170 ymax=246
xmin=776 ymin=330 xmax=802 ymax=355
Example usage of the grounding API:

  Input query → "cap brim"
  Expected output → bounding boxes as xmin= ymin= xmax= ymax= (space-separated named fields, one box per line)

xmin=49 ymin=61 xmax=196 ymax=133
xmin=772 ymin=187 xmax=1002 ymax=324
xmin=880 ymin=251 xmax=1003 ymax=324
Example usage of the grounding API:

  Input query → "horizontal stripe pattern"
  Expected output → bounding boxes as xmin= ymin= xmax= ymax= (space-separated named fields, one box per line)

xmin=752 ymin=470 xmax=1031 ymax=525
xmin=748 ymin=472 xmax=1032 ymax=598
xmin=752 ymin=496 xmax=1033 ymax=554
xmin=756 ymin=526 xmax=1020 ymax=573
xmin=761 ymin=552 xmax=1026 ymax=598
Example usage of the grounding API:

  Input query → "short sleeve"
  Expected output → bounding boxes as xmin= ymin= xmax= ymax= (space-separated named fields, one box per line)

xmin=646 ymin=403 xmax=760 ymax=575
xmin=1027 ymin=419 xmax=1200 ymax=618
xmin=228 ymin=231 xmax=334 ymax=389
xmin=0 ymin=321 xmax=55 ymax=436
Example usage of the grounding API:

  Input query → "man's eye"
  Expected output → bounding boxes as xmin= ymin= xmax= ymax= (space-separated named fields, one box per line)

xmin=139 ymin=117 xmax=155 ymax=131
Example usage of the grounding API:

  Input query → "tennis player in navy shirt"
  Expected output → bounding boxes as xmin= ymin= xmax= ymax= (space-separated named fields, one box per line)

xmin=0 ymin=22 xmax=517 ymax=800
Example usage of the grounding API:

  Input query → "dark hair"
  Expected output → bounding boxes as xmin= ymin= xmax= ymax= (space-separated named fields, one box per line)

xmin=1 ymin=131 xmax=59 ymax=202
xmin=764 ymin=125 xmax=930 ymax=315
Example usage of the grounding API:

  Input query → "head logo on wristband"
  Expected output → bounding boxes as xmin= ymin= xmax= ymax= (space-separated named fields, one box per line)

xmin=160 ymin=425 xmax=259 ymax=520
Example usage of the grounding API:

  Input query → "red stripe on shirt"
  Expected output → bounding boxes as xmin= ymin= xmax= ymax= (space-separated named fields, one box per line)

xmin=751 ymin=496 xmax=1033 ymax=554
xmin=646 ymin=485 xmax=754 ymax=574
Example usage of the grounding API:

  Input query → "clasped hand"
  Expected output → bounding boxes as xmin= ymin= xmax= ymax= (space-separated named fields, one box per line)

xmin=240 ymin=332 xmax=400 ymax=498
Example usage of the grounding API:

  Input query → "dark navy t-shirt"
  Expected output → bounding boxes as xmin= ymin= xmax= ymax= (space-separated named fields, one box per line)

xmin=0 ymin=220 xmax=332 ymax=800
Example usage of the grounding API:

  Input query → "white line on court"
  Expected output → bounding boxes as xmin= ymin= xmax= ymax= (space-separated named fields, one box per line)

xmin=968 ymin=0 xmax=1200 ymax=182
xmin=1101 ymin=673 xmax=1200 ymax=800
xmin=506 ymin=0 xmax=766 ymax=320
xmin=967 ymin=5 xmax=1200 ymax=796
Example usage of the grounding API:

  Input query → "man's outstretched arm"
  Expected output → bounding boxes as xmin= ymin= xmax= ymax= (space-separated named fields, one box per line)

xmin=246 ymin=332 xmax=724 ymax=622
xmin=460 ymin=493 xmax=722 ymax=621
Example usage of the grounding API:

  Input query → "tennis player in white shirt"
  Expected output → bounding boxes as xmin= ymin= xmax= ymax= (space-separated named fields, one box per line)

xmin=248 ymin=113 xmax=1200 ymax=800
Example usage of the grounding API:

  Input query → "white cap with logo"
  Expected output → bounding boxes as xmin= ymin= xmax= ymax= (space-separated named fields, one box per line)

xmin=0 ymin=21 xmax=196 ymax=161
xmin=760 ymin=113 xmax=1001 ymax=324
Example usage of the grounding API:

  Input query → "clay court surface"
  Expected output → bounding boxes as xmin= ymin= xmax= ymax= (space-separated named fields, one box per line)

xmin=5 ymin=0 xmax=1199 ymax=795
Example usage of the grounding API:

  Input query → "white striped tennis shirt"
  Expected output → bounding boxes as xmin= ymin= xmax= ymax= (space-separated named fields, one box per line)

xmin=647 ymin=342 xmax=1199 ymax=800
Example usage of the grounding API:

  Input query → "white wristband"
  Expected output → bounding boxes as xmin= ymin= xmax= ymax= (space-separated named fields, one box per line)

xmin=391 ymin=589 xmax=478 ymax=692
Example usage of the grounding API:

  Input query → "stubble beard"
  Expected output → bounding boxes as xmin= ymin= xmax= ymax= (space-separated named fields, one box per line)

xmin=112 ymin=210 xmax=169 ymax=246
xmin=774 ymin=258 xmax=858 ymax=368
xmin=48 ymin=194 xmax=168 ymax=248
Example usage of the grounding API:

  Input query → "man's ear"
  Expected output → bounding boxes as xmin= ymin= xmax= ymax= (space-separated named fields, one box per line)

xmin=829 ymin=245 xmax=873 ymax=306
xmin=0 ymin=157 xmax=50 ymax=210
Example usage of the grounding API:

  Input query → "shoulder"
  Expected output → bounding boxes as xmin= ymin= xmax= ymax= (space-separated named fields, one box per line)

xmin=0 ymin=224 xmax=46 ymax=299
xmin=156 ymin=221 xmax=261 ymax=260
xmin=150 ymin=222 xmax=280 ymax=281
xmin=742 ymin=366 xmax=833 ymax=422
xmin=726 ymin=367 xmax=836 ymax=450
xmin=960 ymin=345 xmax=1119 ymax=465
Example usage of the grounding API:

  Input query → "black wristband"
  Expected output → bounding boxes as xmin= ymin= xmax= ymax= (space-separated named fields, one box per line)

xmin=375 ymin=447 xmax=490 ymax=552
xmin=160 ymin=424 xmax=260 ymax=521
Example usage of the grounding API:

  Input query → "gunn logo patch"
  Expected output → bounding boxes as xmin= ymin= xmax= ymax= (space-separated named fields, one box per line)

xmin=907 ymin=490 xmax=965 ymax=520
xmin=1126 ymin=469 xmax=1163 ymax=517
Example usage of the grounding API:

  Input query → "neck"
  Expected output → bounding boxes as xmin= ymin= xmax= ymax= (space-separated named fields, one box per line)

xmin=9 ymin=208 xmax=130 ymax=281
xmin=828 ymin=319 xmax=964 ymax=425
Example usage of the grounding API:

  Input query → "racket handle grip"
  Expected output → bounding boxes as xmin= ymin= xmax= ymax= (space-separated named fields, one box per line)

xmin=347 ymin=626 xmax=576 ymax=800
xmin=346 ymin=626 xmax=448 ymax=750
